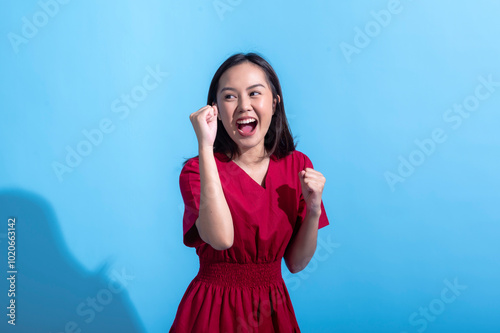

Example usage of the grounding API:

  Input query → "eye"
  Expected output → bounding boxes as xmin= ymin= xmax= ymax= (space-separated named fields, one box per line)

xmin=224 ymin=94 xmax=235 ymax=99
xmin=250 ymin=91 xmax=260 ymax=96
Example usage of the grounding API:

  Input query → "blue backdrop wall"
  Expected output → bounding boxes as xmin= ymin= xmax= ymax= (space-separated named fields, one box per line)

xmin=1 ymin=1 xmax=499 ymax=332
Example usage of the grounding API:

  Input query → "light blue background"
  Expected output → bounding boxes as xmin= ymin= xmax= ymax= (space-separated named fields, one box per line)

xmin=1 ymin=0 xmax=499 ymax=332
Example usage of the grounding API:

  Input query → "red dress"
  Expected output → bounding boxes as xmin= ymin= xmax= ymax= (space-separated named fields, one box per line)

xmin=170 ymin=150 xmax=330 ymax=333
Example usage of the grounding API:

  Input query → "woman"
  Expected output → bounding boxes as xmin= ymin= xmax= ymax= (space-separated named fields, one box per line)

xmin=170 ymin=52 xmax=330 ymax=332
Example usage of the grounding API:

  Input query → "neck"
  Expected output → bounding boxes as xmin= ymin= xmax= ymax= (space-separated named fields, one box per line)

xmin=234 ymin=145 xmax=269 ymax=167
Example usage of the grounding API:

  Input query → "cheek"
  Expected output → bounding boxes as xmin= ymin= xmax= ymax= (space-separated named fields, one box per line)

xmin=255 ymin=99 xmax=269 ymax=109
xmin=218 ymin=109 xmax=230 ymax=123
xmin=221 ymin=117 xmax=236 ymax=132
xmin=263 ymin=99 xmax=276 ymax=115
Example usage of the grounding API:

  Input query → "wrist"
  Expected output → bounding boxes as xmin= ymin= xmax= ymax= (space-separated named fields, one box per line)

xmin=306 ymin=207 xmax=321 ymax=218
xmin=199 ymin=145 xmax=214 ymax=154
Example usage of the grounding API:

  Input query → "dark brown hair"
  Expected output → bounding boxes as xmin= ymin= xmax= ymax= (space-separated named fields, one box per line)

xmin=182 ymin=52 xmax=297 ymax=166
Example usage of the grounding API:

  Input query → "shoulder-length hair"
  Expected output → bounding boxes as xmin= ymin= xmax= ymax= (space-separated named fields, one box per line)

xmin=183 ymin=52 xmax=297 ymax=166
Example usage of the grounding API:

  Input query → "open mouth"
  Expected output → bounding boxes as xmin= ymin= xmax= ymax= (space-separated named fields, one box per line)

xmin=236 ymin=119 xmax=258 ymax=136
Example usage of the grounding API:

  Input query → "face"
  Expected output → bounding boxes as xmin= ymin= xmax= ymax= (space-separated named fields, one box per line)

xmin=215 ymin=62 xmax=280 ymax=155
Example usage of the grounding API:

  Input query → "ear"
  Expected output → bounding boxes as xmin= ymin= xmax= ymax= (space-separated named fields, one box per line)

xmin=213 ymin=101 xmax=221 ymax=120
xmin=273 ymin=95 xmax=281 ymax=114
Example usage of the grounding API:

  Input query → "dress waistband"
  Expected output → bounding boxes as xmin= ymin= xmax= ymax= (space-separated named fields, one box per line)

xmin=194 ymin=260 xmax=283 ymax=288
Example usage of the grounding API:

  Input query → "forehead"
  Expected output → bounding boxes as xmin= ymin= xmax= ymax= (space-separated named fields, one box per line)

xmin=218 ymin=62 xmax=268 ymax=90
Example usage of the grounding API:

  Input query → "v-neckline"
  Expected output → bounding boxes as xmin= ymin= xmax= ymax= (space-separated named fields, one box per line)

xmin=217 ymin=152 xmax=273 ymax=190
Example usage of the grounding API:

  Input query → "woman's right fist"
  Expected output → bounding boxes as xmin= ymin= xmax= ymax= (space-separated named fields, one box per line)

xmin=189 ymin=104 xmax=219 ymax=149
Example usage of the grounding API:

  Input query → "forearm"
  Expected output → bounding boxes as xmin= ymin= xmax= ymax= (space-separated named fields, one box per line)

xmin=284 ymin=209 xmax=321 ymax=273
xmin=197 ymin=147 xmax=234 ymax=250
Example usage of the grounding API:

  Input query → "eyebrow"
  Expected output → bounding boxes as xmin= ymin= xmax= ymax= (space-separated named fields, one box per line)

xmin=219 ymin=83 xmax=265 ymax=93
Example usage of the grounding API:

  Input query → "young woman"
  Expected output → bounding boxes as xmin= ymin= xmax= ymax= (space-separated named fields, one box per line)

xmin=170 ymin=52 xmax=330 ymax=332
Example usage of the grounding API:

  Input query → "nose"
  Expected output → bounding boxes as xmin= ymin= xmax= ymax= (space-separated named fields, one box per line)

xmin=237 ymin=94 xmax=252 ymax=112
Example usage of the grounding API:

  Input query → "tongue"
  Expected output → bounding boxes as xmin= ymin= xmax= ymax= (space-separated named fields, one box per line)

xmin=240 ymin=124 xmax=254 ymax=134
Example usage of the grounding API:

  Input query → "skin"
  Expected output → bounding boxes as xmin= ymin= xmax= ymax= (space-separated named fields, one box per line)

xmin=190 ymin=61 xmax=327 ymax=272
xmin=284 ymin=167 xmax=326 ymax=273
xmin=215 ymin=61 xmax=280 ymax=169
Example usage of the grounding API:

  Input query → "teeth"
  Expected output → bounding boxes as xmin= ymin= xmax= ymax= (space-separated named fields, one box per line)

xmin=236 ymin=118 xmax=256 ymax=124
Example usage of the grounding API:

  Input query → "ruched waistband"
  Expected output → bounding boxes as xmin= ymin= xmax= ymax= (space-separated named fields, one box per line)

xmin=194 ymin=260 xmax=283 ymax=288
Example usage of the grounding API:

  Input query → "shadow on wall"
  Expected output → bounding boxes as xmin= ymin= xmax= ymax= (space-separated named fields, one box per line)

xmin=0 ymin=188 xmax=145 ymax=333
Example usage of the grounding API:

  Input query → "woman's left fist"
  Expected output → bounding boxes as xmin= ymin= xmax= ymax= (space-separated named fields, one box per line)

xmin=298 ymin=167 xmax=325 ymax=215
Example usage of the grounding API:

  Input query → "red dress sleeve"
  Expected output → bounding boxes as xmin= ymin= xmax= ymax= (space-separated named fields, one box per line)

xmin=179 ymin=158 xmax=206 ymax=248
xmin=296 ymin=152 xmax=330 ymax=229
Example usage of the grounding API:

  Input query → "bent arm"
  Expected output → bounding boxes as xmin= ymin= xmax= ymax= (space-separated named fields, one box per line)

xmin=284 ymin=208 xmax=321 ymax=273
xmin=196 ymin=147 xmax=234 ymax=250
